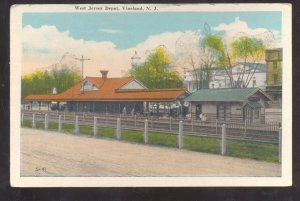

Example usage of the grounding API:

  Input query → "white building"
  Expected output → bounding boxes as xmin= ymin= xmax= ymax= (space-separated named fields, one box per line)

xmin=184 ymin=63 xmax=267 ymax=92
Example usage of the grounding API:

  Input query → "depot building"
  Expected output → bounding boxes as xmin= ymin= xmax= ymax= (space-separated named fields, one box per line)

xmin=24 ymin=70 xmax=190 ymax=117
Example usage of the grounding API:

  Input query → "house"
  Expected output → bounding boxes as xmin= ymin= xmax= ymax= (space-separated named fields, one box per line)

xmin=184 ymin=88 xmax=272 ymax=123
xmin=24 ymin=70 xmax=189 ymax=117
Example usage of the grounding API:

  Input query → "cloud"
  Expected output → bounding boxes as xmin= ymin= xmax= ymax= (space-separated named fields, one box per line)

xmin=98 ymin=28 xmax=122 ymax=34
xmin=22 ymin=19 xmax=281 ymax=78
xmin=22 ymin=25 xmax=187 ymax=77
xmin=213 ymin=17 xmax=281 ymax=48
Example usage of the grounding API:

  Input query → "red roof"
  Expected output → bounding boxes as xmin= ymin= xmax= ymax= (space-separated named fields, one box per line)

xmin=24 ymin=77 xmax=186 ymax=102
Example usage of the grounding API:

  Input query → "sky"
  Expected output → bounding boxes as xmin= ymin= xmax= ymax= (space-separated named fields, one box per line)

xmin=22 ymin=12 xmax=282 ymax=77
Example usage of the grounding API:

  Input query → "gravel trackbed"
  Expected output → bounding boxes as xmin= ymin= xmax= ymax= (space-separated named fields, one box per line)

xmin=21 ymin=128 xmax=280 ymax=177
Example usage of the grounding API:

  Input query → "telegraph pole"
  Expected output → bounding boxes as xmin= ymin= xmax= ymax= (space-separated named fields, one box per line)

xmin=75 ymin=55 xmax=91 ymax=78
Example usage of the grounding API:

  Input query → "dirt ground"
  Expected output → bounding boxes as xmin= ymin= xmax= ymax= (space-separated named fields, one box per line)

xmin=20 ymin=128 xmax=280 ymax=177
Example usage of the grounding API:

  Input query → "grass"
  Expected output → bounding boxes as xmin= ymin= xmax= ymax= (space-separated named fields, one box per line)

xmin=183 ymin=135 xmax=220 ymax=154
xmin=61 ymin=124 xmax=75 ymax=133
xmin=21 ymin=120 xmax=279 ymax=163
xmin=226 ymin=140 xmax=279 ymax=162
xmin=22 ymin=120 xmax=32 ymax=127
xmin=79 ymin=125 xmax=93 ymax=135
xmin=97 ymin=127 xmax=115 ymax=138
xmin=121 ymin=130 xmax=144 ymax=143
xmin=49 ymin=122 xmax=58 ymax=130
xmin=148 ymin=132 xmax=177 ymax=147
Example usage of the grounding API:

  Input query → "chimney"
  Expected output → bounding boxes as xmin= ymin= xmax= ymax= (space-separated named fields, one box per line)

xmin=100 ymin=70 xmax=108 ymax=79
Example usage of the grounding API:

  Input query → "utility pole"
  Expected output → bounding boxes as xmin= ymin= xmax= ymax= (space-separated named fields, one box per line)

xmin=75 ymin=55 xmax=91 ymax=78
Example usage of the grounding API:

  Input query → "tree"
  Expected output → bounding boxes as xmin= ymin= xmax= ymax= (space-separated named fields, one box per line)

xmin=199 ymin=33 xmax=225 ymax=89
xmin=203 ymin=34 xmax=265 ymax=88
xmin=130 ymin=47 xmax=183 ymax=89
xmin=230 ymin=36 xmax=265 ymax=87
xmin=22 ymin=68 xmax=82 ymax=100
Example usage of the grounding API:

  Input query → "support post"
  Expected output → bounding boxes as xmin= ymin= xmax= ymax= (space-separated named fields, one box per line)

xmin=178 ymin=121 xmax=183 ymax=149
xmin=116 ymin=118 xmax=121 ymax=140
xmin=44 ymin=113 xmax=48 ymax=130
xmin=144 ymin=119 xmax=148 ymax=143
xmin=74 ymin=115 xmax=79 ymax=134
xmin=221 ymin=124 xmax=226 ymax=155
xmin=58 ymin=115 xmax=62 ymax=131
xmin=93 ymin=116 xmax=97 ymax=137
xmin=32 ymin=113 xmax=36 ymax=128
xmin=279 ymin=127 xmax=282 ymax=163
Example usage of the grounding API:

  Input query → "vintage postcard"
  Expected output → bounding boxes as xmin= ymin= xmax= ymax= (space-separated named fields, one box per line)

xmin=10 ymin=4 xmax=292 ymax=187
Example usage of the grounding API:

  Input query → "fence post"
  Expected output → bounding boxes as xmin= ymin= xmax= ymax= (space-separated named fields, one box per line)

xmin=134 ymin=115 xmax=137 ymax=128
xmin=116 ymin=118 xmax=121 ymax=140
xmin=215 ymin=119 xmax=218 ymax=135
xmin=64 ymin=111 xmax=65 ymax=120
xmin=169 ymin=117 xmax=172 ymax=130
xmin=58 ymin=115 xmax=62 ymax=131
xmin=279 ymin=127 xmax=282 ymax=163
xmin=74 ymin=115 xmax=79 ymax=134
xmin=144 ymin=119 xmax=148 ymax=143
xmin=178 ymin=121 xmax=183 ymax=149
xmin=94 ymin=116 xmax=97 ymax=137
xmin=221 ymin=124 xmax=226 ymax=155
xmin=32 ymin=113 xmax=36 ymax=128
xmin=151 ymin=116 xmax=153 ymax=129
xmin=44 ymin=113 xmax=48 ymax=130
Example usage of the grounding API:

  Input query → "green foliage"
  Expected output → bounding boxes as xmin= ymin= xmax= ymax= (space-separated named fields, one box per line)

xmin=201 ymin=34 xmax=225 ymax=54
xmin=130 ymin=47 xmax=183 ymax=88
xmin=231 ymin=36 xmax=265 ymax=60
xmin=22 ymin=68 xmax=82 ymax=100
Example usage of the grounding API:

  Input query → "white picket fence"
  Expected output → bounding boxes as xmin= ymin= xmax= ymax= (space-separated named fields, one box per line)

xmin=21 ymin=111 xmax=282 ymax=162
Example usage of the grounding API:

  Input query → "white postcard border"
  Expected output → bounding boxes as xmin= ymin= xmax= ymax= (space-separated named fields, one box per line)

xmin=10 ymin=3 xmax=292 ymax=187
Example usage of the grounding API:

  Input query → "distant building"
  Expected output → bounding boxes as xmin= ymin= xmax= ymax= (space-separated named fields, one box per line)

xmin=130 ymin=51 xmax=142 ymax=69
xmin=184 ymin=63 xmax=266 ymax=93
xmin=265 ymin=48 xmax=282 ymax=106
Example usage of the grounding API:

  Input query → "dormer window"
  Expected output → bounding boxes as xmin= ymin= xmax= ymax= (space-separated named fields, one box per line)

xmin=80 ymin=79 xmax=98 ymax=91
